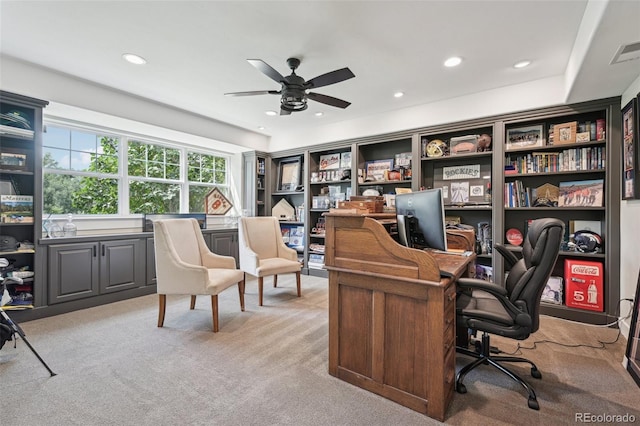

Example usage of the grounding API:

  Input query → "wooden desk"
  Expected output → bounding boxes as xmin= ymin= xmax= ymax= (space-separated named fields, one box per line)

xmin=324 ymin=212 xmax=475 ymax=422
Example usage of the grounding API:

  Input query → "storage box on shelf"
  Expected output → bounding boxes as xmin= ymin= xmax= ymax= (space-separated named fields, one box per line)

xmin=501 ymin=102 xmax=619 ymax=324
xmin=0 ymin=91 xmax=47 ymax=314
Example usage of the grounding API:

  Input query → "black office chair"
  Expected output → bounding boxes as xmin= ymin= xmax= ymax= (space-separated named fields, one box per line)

xmin=455 ymin=218 xmax=564 ymax=410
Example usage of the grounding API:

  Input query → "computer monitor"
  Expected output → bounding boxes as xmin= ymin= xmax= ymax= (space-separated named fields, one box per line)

xmin=395 ymin=188 xmax=448 ymax=251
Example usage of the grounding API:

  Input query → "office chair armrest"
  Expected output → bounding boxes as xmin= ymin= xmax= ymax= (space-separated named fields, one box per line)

xmin=493 ymin=243 xmax=519 ymax=269
xmin=456 ymin=278 xmax=508 ymax=297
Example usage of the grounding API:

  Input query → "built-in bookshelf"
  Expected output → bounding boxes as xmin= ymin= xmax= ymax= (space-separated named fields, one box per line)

xmin=0 ymin=91 xmax=48 ymax=311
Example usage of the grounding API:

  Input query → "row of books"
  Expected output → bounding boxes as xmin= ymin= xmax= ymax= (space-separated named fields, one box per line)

xmin=505 ymin=146 xmax=606 ymax=174
xmin=504 ymin=181 xmax=535 ymax=207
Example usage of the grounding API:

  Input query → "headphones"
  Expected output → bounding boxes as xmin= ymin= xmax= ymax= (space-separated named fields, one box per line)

xmin=572 ymin=230 xmax=603 ymax=253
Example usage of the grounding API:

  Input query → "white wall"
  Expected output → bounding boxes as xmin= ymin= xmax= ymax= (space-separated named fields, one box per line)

xmin=619 ymin=73 xmax=640 ymax=338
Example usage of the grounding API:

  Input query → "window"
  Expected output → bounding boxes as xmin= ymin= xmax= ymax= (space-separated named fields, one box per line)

xmin=187 ymin=152 xmax=228 ymax=213
xmin=43 ymin=126 xmax=119 ymax=214
xmin=43 ymin=124 xmax=233 ymax=217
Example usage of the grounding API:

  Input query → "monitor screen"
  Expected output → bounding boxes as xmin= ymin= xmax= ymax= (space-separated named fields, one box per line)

xmin=395 ymin=188 xmax=447 ymax=251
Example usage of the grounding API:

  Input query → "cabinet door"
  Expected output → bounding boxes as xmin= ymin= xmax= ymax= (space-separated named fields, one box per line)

xmin=208 ymin=231 xmax=239 ymax=266
xmin=48 ymin=242 xmax=99 ymax=304
xmin=99 ymin=239 xmax=144 ymax=293
xmin=146 ymin=238 xmax=156 ymax=286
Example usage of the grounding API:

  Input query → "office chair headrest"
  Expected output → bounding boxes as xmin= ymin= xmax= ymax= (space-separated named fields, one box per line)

xmin=523 ymin=218 xmax=565 ymax=267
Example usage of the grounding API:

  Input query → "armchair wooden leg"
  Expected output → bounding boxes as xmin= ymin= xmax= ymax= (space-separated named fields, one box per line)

xmin=211 ymin=295 xmax=219 ymax=332
xmin=258 ymin=276 xmax=264 ymax=306
xmin=238 ymin=276 xmax=245 ymax=312
xmin=158 ymin=294 xmax=166 ymax=327
xmin=274 ymin=274 xmax=278 ymax=288
xmin=190 ymin=295 xmax=196 ymax=310
xmin=296 ymin=271 xmax=301 ymax=297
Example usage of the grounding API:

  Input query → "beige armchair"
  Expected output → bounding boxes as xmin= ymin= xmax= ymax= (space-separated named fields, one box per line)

xmin=238 ymin=216 xmax=302 ymax=306
xmin=154 ymin=218 xmax=245 ymax=332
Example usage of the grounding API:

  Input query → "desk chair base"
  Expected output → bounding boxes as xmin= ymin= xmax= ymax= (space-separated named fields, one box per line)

xmin=456 ymin=332 xmax=541 ymax=410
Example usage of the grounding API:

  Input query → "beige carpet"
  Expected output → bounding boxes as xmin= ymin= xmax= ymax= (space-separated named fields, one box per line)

xmin=1 ymin=274 xmax=638 ymax=425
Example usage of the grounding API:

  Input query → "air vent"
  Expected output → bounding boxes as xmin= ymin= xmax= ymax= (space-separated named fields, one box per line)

xmin=610 ymin=41 xmax=640 ymax=64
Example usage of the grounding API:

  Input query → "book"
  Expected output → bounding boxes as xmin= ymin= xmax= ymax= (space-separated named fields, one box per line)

xmin=0 ymin=194 xmax=33 ymax=223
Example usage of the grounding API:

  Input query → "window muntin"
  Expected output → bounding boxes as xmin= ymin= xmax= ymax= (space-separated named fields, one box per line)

xmin=128 ymin=141 xmax=181 ymax=180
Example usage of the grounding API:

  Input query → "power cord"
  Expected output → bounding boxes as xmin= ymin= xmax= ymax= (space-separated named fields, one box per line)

xmin=497 ymin=297 xmax=635 ymax=355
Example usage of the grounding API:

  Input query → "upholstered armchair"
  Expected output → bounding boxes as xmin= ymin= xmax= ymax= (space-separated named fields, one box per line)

xmin=238 ymin=216 xmax=302 ymax=306
xmin=153 ymin=218 xmax=245 ymax=332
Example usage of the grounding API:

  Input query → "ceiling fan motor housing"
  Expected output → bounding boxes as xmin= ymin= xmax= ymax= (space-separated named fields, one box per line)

xmin=281 ymin=74 xmax=308 ymax=111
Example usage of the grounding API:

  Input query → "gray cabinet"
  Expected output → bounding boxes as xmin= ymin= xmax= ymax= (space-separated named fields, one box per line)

xmin=206 ymin=231 xmax=239 ymax=266
xmin=48 ymin=239 xmax=144 ymax=304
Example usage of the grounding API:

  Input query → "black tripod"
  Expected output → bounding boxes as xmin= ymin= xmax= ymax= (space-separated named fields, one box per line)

xmin=1 ymin=304 xmax=56 ymax=377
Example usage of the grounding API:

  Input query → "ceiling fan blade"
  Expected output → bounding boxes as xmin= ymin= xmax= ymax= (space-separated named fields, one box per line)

xmin=280 ymin=107 xmax=292 ymax=116
xmin=224 ymin=90 xmax=280 ymax=97
xmin=306 ymin=67 xmax=355 ymax=89
xmin=247 ymin=59 xmax=285 ymax=84
xmin=307 ymin=92 xmax=351 ymax=109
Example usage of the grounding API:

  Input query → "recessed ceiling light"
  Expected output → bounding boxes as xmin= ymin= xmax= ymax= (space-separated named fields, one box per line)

xmin=394 ymin=92 xmax=404 ymax=98
xmin=258 ymin=126 xmax=265 ymax=130
xmin=513 ymin=60 xmax=531 ymax=69
xmin=315 ymin=112 xmax=324 ymax=117
xmin=122 ymin=53 xmax=147 ymax=65
xmin=265 ymin=110 xmax=277 ymax=116
xmin=444 ymin=56 xmax=462 ymax=67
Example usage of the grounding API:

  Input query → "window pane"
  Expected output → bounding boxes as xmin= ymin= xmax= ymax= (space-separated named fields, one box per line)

xmin=188 ymin=152 xmax=200 ymax=168
xmin=166 ymin=148 xmax=180 ymax=164
xmin=215 ymin=170 xmax=226 ymax=184
xmin=201 ymin=168 xmax=214 ymax=183
xmin=128 ymin=158 xmax=145 ymax=177
xmin=70 ymin=151 xmax=93 ymax=171
xmin=188 ymin=167 xmax=200 ymax=182
xmin=214 ymin=157 xmax=226 ymax=170
xmin=43 ymin=148 xmax=69 ymax=169
xmin=43 ymin=175 xmax=118 ymax=215
xmin=148 ymin=161 xmax=164 ymax=179
xmin=189 ymin=185 xmax=212 ymax=213
xmin=44 ymin=126 xmax=71 ymax=149
xmin=95 ymin=154 xmax=119 ymax=174
xmin=71 ymin=130 xmax=97 ymax=153
xmin=129 ymin=181 xmax=180 ymax=214
xmin=166 ymin=164 xmax=180 ymax=180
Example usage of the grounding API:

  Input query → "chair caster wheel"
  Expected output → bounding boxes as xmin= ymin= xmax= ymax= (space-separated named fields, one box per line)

xmin=531 ymin=368 xmax=542 ymax=379
xmin=528 ymin=397 xmax=539 ymax=410
xmin=456 ymin=383 xmax=467 ymax=394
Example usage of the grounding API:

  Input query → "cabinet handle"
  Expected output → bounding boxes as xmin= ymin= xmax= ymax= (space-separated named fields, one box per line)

xmin=93 ymin=246 xmax=96 ymax=257
xmin=102 ymin=245 xmax=105 ymax=256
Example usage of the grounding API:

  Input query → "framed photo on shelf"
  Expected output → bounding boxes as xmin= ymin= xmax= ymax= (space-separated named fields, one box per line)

xmin=364 ymin=159 xmax=393 ymax=181
xmin=622 ymin=97 xmax=638 ymax=199
xmin=558 ymin=179 xmax=604 ymax=207
xmin=506 ymin=124 xmax=544 ymax=150
xmin=553 ymin=121 xmax=578 ymax=145
xmin=277 ymin=156 xmax=302 ymax=191
xmin=0 ymin=147 xmax=30 ymax=171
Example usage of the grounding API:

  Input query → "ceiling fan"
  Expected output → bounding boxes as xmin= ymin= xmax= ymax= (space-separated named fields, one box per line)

xmin=224 ymin=58 xmax=355 ymax=115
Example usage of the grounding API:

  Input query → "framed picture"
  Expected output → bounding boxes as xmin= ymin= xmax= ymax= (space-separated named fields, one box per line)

xmin=553 ymin=121 xmax=578 ymax=145
xmin=0 ymin=147 xmax=30 ymax=171
xmin=364 ymin=159 xmax=393 ymax=181
xmin=622 ymin=97 xmax=638 ymax=199
xmin=205 ymin=187 xmax=233 ymax=215
xmin=506 ymin=124 xmax=544 ymax=150
xmin=625 ymin=269 xmax=640 ymax=388
xmin=319 ymin=153 xmax=340 ymax=170
xmin=558 ymin=179 xmax=604 ymax=207
xmin=277 ymin=156 xmax=302 ymax=191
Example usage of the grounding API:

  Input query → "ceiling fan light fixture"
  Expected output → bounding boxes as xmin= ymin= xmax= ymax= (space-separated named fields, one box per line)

xmin=444 ymin=56 xmax=462 ymax=67
xmin=122 ymin=53 xmax=147 ymax=65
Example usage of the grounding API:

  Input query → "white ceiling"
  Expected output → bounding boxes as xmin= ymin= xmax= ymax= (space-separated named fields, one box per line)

xmin=1 ymin=0 xmax=639 ymax=151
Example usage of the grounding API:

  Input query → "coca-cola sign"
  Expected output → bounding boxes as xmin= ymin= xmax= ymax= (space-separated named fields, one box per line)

xmin=570 ymin=265 xmax=600 ymax=276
